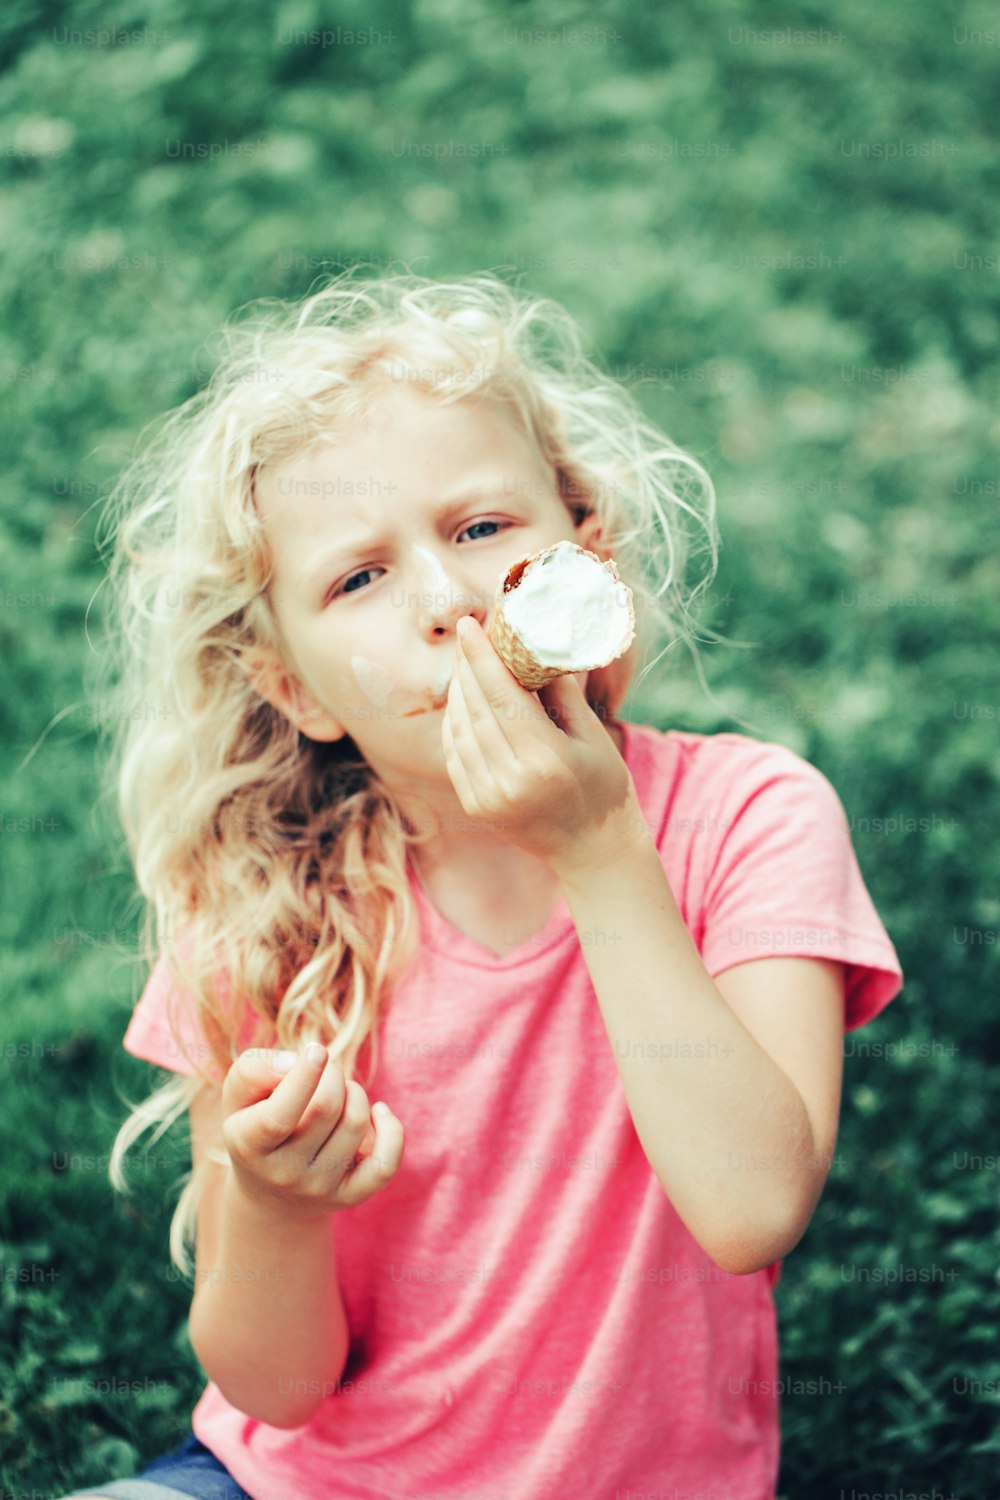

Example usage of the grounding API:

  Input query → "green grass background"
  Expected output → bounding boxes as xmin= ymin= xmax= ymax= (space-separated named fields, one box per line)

xmin=2 ymin=0 xmax=998 ymax=1494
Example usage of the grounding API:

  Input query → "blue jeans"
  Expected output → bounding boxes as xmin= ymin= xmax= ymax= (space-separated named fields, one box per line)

xmin=71 ymin=1431 xmax=253 ymax=1500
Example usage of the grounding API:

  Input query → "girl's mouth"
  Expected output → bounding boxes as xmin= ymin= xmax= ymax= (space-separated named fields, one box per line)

xmin=403 ymin=697 xmax=447 ymax=717
xmin=352 ymin=653 xmax=453 ymax=718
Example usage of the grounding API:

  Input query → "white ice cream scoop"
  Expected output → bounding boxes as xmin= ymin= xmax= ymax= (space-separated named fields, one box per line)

xmin=486 ymin=541 xmax=635 ymax=690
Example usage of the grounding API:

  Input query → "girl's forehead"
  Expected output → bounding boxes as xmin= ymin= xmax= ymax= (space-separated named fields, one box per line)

xmin=256 ymin=390 xmax=546 ymax=518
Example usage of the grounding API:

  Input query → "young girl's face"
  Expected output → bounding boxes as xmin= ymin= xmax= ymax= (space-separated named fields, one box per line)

xmin=251 ymin=384 xmax=605 ymax=797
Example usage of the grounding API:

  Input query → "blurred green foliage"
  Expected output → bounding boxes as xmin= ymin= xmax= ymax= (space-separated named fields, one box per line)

xmin=1 ymin=0 xmax=998 ymax=1494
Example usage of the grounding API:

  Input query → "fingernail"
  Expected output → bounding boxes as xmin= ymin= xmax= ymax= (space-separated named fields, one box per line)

xmin=373 ymin=1101 xmax=391 ymax=1117
xmin=272 ymin=1050 xmax=297 ymax=1074
xmin=305 ymin=1041 xmax=327 ymax=1065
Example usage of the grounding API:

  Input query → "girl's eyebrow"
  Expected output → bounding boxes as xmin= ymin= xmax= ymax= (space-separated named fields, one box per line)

xmin=303 ymin=484 xmax=523 ymax=588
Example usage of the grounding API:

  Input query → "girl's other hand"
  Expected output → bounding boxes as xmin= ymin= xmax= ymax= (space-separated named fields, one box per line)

xmin=220 ymin=1045 xmax=404 ymax=1219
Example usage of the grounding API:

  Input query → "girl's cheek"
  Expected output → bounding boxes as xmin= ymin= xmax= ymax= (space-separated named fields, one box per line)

xmin=351 ymin=654 xmax=399 ymax=712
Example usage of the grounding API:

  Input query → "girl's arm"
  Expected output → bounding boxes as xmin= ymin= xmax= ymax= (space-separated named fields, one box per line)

xmin=555 ymin=835 xmax=842 ymax=1276
xmin=443 ymin=622 xmax=843 ymax=1274
xmin=187 ymin=1088 xmax=350 ymax=1428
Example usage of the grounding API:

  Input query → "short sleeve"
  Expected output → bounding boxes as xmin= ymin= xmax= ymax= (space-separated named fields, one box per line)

xmin=122 ymin=948 xmax=264 ymax=1080
xmin=699 ymin=743 xmax=904 ymax=1032
xmin=122 ymin=953 xmax=210 ymax=1077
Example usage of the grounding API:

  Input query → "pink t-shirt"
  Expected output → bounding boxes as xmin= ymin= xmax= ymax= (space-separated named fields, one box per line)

xmin=123 ymin=722 xmax=904 ymax=1500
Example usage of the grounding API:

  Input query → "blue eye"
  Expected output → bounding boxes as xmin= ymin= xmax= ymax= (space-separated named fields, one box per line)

xmin=341 ymin=566 xmax=383 ymax=597
xmin=460 ymin=519 xmax=502 ymax=541
xmin=330 ymin=519 xmax=509 ymax=601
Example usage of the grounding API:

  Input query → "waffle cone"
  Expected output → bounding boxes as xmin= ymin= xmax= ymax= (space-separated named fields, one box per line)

xmin=486 ymin=543 xmax=635 ymax=691
xmin=487 ymin=608 xmax=568 ymax=690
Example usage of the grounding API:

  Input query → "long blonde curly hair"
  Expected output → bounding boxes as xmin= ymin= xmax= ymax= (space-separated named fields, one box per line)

xmin=93 ymin=268 xmax=721 ymax=1277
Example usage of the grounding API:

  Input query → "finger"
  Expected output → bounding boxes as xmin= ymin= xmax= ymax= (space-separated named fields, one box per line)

xmin=329 ymin=1104 xmax=405 ymax=1208
xmin=453 ymin=630 xmax=519 ymax=765
xmin=458 ymin=616 xmax=549 ymax=756
xmin=536 ymin=671 xmax=595 ymax=741
xmin=280 ymin=1058 xmax=350 ymax=1167
xmin=281 ymin=1068 xmax=355 ymax=1170
xmin=224 ymin=1044 xmax=330 ymax=1155
xmin=445 ymin=662 xmax=497 ymax=792
xmin=303 ymin=1079 xmax=373 ymax=1174
xmin=441 ymin=703 xmax=479 ymax=812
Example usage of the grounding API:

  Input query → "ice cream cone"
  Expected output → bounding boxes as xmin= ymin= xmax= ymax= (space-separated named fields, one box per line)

xmin=486 ymin=542 xmax=635 ymax=692
xmin=487 ymin=604 xmax=568 ymax=691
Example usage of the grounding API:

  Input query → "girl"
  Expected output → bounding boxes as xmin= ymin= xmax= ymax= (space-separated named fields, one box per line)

xmin=66 ymin=272 xmax=903 ymax=1500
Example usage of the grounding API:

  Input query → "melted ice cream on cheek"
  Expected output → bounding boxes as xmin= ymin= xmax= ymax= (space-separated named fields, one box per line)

xmin=348 ymin=553 xmax=432 ymax=716
xmin=350 ymin=654 xmax=456 ymax=717
xmin=350 ymin=656 xmax=398 ymax=713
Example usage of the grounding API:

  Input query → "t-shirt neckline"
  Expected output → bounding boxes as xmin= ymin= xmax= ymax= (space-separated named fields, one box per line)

xmin=405 ymin=719 xmax=636 ymax=970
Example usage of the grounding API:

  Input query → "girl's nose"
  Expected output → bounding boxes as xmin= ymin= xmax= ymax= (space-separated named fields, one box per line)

xmin=410 ymin=545 xmax=485 ymax=634
xmin=423 ymin=588 xmax=487 ymax=636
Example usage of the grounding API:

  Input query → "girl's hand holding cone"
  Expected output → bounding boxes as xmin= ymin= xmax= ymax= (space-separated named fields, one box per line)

xmin=442 ymin=614 xmax=649 ymax=882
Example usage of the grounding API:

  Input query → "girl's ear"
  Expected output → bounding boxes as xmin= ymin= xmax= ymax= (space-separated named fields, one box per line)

xmin=237 ymin=646 xmax=346 ymax=743
xmin=573 ymin=508 xmax=608 ymax=560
